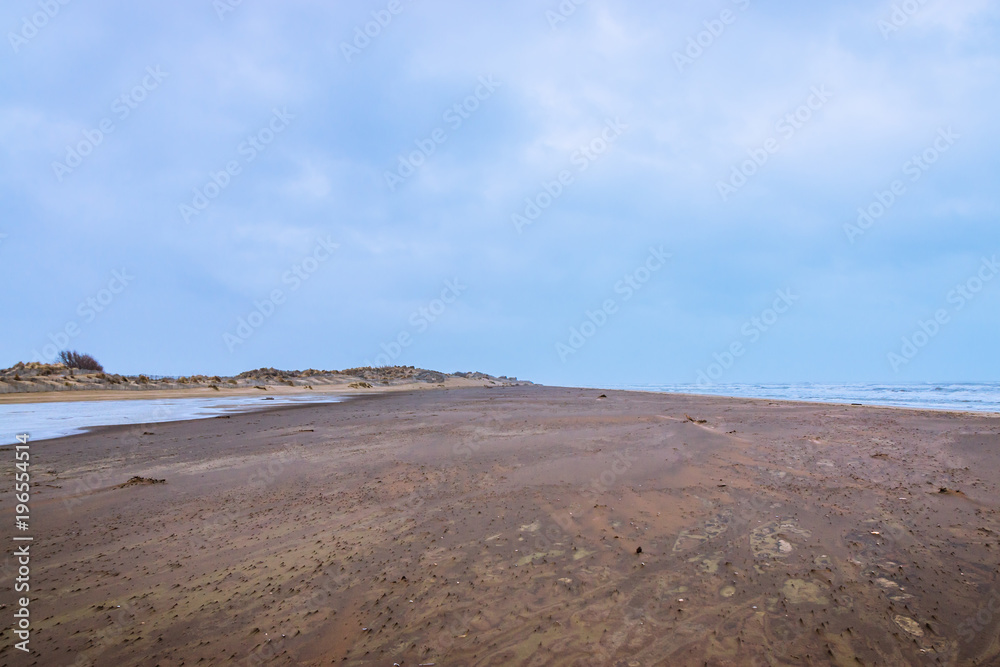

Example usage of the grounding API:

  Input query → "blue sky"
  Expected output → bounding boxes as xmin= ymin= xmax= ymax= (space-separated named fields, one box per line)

xmin=2 ymin=0 xmax=998 ymax=386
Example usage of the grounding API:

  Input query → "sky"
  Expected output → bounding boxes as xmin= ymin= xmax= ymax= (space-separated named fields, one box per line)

xmin=1 ymin=0 xmax=998 ymax=387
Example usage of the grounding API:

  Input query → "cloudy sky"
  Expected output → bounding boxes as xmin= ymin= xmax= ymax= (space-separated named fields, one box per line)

xmin=2 ymin=0 xmax=998 ymax=386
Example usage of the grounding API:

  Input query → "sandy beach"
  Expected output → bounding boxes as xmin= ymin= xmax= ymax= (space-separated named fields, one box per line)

xmin=3 ymin=385 xmax=1000 ymax=665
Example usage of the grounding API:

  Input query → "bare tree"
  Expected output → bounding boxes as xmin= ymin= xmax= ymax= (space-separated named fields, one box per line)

xmin=58 ymin=350 xmax=104 ymax=372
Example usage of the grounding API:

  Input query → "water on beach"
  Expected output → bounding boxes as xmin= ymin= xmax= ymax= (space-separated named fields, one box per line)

xmin=0 ymin=394 xmax=345 ymax=444
xmin=605 ymin=382 xmax=1000 ymax=413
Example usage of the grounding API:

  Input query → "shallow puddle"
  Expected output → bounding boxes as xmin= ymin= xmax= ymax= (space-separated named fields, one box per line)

xmin=673 ymin=511 xmax=731 ymax=552
xmin=750 ymin=520 xmax=810 ymax=559
xmin=782 ymin=578 xmax=828 ymax=605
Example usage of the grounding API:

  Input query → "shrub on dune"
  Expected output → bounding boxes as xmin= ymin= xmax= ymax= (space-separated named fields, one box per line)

xmin=57 ymin=350 xmax=104 ymax=372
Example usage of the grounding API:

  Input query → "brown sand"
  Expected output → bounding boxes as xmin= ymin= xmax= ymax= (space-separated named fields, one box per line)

xmin=2 ymin=386 xmax=999 ymax=665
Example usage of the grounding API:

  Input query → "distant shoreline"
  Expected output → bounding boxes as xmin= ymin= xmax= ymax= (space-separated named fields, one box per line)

xmin=0 ymin=383 xmax=347 ymax=405
xmin=0 ymin=362 xmax=531 ymax=403
xmin=565 ymin=382 xmax=1000 ymax=415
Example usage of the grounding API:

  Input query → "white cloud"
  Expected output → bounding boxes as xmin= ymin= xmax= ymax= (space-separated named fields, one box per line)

xmin=282 ymin=159 xmax=331 ymax=199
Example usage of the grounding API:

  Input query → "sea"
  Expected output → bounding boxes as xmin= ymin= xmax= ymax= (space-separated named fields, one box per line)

xmin=601 ymin=382 xmax=1000 ymax=414
xmin=0 ymin=394 xmax=345 ymax=444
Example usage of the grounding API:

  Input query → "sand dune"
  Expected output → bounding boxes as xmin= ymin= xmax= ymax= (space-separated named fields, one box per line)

xmin=0 ymin=363 xmax=527 ymax=402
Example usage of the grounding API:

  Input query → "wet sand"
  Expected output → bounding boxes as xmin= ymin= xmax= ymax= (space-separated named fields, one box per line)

xmin=3 ymin=386 xmax=1000 ymax=665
